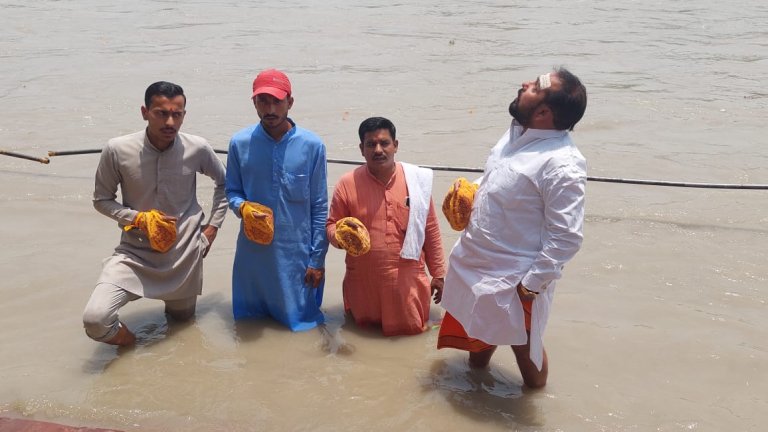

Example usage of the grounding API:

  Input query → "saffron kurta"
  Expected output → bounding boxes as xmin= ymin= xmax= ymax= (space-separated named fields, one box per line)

xmin=440 ymin=120 xmax=586 ymax=369
xmin=93 ymin=131 xmax=228 ymax=300
xmin=226 ymin=120 xmax=329 ymax=331
xmin=326 ymin=163 xmax=446 ymax=335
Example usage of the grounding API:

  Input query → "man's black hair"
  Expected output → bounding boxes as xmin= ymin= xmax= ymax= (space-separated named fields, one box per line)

xmin=144 ymin=81 xmax=186 ymax=108
xmin=544 ymin=67 xmax=587 ymax=131
xmin=358 ymin=117 xmax=396 ymax=142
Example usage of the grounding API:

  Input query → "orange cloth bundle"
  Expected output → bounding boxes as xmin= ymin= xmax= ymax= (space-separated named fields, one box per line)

xmin=335 ymin=216 xmax=371 ymax=257
xmin=240 ymin=201 xmax=274 ymax=245
xmin=124 ymin=209 xmax=177 ymax=253
xmin=442 ymin=177 xmax=479 ymax=231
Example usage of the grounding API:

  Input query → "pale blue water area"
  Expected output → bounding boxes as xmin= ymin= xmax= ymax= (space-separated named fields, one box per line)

xmin=1 ymin=1 xmax=766 ymax=431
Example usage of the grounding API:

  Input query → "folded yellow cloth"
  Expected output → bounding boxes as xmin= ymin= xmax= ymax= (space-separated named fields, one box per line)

xmin=124 ymin=209 xmax=177 ymax=253
xmin=240 ymin=201 xmax=274 ymax=245
xmin=335 ymin=217 xmax=371 ymax=257
xmin=442 ymin=178 xmax=479 ymax=231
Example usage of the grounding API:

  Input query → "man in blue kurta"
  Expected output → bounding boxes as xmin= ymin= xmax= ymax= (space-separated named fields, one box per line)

xmin=225 ymin=68 xmax=329 ymax=331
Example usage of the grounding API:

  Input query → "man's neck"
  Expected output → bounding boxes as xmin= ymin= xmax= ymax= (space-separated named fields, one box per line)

xmin=263 ymin=119 xmax=294 ymax=141
xmin=369 ymin=163 xmax=397 ymax=184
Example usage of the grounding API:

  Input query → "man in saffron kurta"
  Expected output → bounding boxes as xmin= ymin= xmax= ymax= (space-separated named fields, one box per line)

xmin=226 ymin=69 xmax=329 ymax=331
xmin=83 ymin=81 xmax=228 ymax=346
xmin=326 ymin=117 xmax=446 ymax=336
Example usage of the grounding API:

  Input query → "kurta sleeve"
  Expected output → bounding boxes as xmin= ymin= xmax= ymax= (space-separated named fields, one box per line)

xmin=225 ymin=138 xmax=246 ymax=217
xmin=200 ymin=143 xmax=228 ymax=228
xmin=520 ymin=164 xmax=586 ymax=293
xmin=93 ymin=143 xmax=139 ymax=226
xmin=422 ymin=199 xmax=446 ymax=278
xmin=308 ymin=143 xmax=329 ymax=268
xmin=326 ymin=178 xmax=350 ymax=249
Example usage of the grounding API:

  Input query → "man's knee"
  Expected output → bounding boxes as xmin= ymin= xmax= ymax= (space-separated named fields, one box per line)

xmin=83 ymin=283 xmax=134 ymax=341
xmin=82 ymin=305 xmax=117 ymax=341
xmin=164 ymin=297 xmax=197 ymax=321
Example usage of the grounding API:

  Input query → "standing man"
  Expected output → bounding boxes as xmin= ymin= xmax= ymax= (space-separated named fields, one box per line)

xmin=83 ymin=81 xmax=228 ymax=346
xmin=226 ymin=68 xmax=329 ymax=331
xmin=438 ymin=67 xmax=588 ymax=388
xmin=326 ymin=117 xmax=446 ymax=336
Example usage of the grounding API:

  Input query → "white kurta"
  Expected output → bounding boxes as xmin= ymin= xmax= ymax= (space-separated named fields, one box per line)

xmin=440 ymin=120 xmax=586 ymax=369
xmin=93 ymin=131 xmax=228 ymax=300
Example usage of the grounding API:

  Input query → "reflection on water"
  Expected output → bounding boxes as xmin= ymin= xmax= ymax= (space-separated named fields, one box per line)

xmin=426 ymin=358 xmax=548 ymax=429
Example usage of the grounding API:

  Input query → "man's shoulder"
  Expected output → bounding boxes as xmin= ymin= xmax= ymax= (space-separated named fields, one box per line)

xmin=107 ymin=130 xmax=144 ymax=145
xmin=539 ymin=136 xmax=587 ymax=179
xmin=399 ymin=161 xmax=433 ymax=176
xmin=341 ymin=165 xmax=367 ymax=182
xmin=292 ymin=125 xmax=324 ymax=145
xmin=546 ymin=134 xmax=585 ymax=162
xmin=231 ymin=124 xmax=259 ymax=142
xmin=177 ymin=132 xmax=210 ymax=148
xmin=104 ymin=131 xmax=145 ymax=153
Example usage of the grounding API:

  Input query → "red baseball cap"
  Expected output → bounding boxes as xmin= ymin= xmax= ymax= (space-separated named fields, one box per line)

xmin=252 ymin=69 xmax=291 ymax=100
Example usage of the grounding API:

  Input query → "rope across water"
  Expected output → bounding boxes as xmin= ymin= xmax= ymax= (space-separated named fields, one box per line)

xmin=14 ymin=148 xmax=766 ymax=190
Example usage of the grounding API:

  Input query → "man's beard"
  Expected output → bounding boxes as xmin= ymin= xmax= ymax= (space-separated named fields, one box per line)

xmin=508 ymin=98 xmax=532 ymax=127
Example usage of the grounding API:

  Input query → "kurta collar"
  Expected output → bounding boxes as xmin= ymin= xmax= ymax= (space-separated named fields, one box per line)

xmin=509 ymin=120 xmax=568 ymax=151
xmin=256 ymin=118 xmax=297 ymax=143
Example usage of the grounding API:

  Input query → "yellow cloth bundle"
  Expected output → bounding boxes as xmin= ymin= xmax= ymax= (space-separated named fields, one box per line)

xmin=240 ymin=201 xmax=274 ymax=245
xmin=335 ymin=217 xmax=371 ymax=257
xmin=124 ymin=209 xmax=177 ymax=253
xmin=442 ymin=178 xmax=479 ymax=231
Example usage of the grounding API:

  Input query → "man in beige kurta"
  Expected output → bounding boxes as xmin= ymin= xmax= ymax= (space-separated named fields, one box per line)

xmin=83 ymin=81 xmax=227 ymax=345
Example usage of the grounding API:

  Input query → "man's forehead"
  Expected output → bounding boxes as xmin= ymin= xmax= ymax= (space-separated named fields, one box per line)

xmin=538 ymin=73 xmax=552 ymax=90
xmin=537 ymin=72 xmax=562 ymax=91
xmin=149 ymin=94 xmax=185 ymax=107
xmin=364 ymin=129 xmax=393 ymax=140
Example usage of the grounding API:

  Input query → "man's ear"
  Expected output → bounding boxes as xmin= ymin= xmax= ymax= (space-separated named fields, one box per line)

xmin=535 ymin=104 xmax=551 ymax=119
xmin=141 ymin=106 xmax=149 ymax=121
xmin=535 ymin=104 xmax=555 ymax=127
xmin=287 ymin=96 xmax=294 ymax=110
xmin=359 ymin=142 xmax=364 ymax=156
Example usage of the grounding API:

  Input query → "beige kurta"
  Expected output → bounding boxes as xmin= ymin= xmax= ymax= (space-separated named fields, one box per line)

xmin=93 ymin=131 xmax=228 ymax=300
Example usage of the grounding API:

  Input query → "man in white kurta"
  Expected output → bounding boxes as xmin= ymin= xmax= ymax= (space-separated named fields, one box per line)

xmin=83 ymin=81 xmax=228 ymax=346
xmin=439 ymin=68 xmax=587 ymax=388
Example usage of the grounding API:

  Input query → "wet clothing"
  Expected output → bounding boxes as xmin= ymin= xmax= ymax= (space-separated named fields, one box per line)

xmin=436 ymin=303 xmax=531 ymax=353
xmin=226 ymin=120 xmax=329 ymax=331
xmin=440 ymin=120 xmax=586 ymax=369
xmin=83 ymin=283 xmax=196 ymax=341
xmin=92 ymin=131 xmax=227 ymax=300
xmin=326 ymin=163 xmax=446 ymax=335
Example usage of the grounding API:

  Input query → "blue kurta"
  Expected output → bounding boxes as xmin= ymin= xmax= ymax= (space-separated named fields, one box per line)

xmin=225 ymin=120 xmax=329 ymax=331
